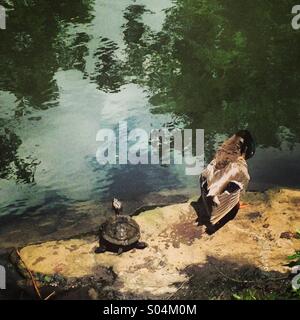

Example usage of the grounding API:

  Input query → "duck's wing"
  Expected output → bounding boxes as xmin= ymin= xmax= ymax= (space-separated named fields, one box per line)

xmin=202 ymin=158 xmax=250 ymax=199
xmin=200 ymin=159 xmax=216 ymax=192
xmin=200 ymin=158 xmax=250 ymax=225
xmin=209 ymin=188 xmax=240 ymax=224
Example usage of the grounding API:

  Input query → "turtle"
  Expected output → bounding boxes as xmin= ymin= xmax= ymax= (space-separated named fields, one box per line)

xmin=94 ymin=198 xmax=148 ymax=254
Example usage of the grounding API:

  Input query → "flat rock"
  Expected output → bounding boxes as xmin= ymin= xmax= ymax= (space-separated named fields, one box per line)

xmin=16 ymin=189 xmax=300 ymax=297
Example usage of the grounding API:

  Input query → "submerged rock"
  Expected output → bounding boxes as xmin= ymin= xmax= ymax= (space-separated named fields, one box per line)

xmin=14 ymin=189 xmax=300 ymax=299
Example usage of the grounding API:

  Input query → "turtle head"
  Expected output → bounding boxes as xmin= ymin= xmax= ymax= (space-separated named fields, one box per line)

xmin=112 ymin=198 xmax=123 ymax=215
xmin=235 ymin=130 xmax=256 ymax=160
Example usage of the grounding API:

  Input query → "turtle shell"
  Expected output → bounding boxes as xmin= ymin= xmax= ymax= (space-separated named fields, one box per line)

xmin=101 ymin=215 xmax=141 ymax=246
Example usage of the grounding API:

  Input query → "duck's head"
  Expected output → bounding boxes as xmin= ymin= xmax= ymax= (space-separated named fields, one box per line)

xmin=235 ymin=130 xmax=256 ymax=159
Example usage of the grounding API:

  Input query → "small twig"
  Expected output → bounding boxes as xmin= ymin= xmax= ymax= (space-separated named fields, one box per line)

xmin=166 ymin=278 xmax=190 ymax=300
xmin=212 ymin=263 xmax=288 ymax=284
xmin=212 ymin=263 xmax=256 ymax=284
xmin=15 ymin=248 xmax=42 ymax=299
xmin=263 ymin=275 xmax=289 ymax=281
xmin=44 ymin=291 xmax=55 ymax=300
xmin=216 ymin=290 xmax=225 ymax=300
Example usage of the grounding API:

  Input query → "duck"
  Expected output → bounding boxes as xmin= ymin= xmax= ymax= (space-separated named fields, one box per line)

xmin=199 ymin=130 xmax=255 ymax=233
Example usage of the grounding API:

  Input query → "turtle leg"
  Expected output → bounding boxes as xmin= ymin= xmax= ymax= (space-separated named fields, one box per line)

xmin=135 ymin=241 xmax=148 ymax=250
xmin=95 ymin=245 xmax=106 ymax=254
xmin=117 ymin=247 xmax=123 ymax=255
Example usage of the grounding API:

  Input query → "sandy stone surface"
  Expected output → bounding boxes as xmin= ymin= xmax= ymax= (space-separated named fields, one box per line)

xmin=17 ymin=189 xmax=300 ymax=297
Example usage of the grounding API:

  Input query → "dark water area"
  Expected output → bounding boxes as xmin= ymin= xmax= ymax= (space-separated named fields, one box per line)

xmin=0 ymin=0 xmax=300 ymax=245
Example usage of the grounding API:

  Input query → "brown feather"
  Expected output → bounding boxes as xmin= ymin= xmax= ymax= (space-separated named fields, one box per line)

xmin=215 ymin=134 xmax=243 ymax=170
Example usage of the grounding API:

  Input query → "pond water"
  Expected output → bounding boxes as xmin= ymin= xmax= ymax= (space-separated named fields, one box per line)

xmin=0 ymin=0 xmax=299 ymax=243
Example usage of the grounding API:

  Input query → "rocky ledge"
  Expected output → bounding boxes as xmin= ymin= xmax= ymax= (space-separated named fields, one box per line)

xmin=12 ymin=189 xmax=300 ymax=299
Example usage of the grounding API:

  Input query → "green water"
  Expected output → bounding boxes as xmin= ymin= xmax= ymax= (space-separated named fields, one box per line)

xmin=0 ymin=0 xmax=299 ymax=230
